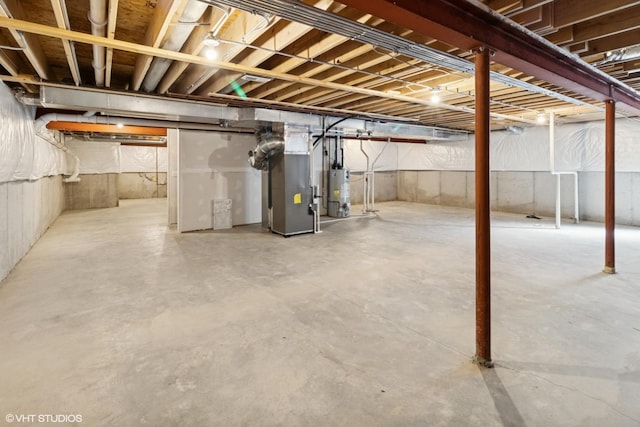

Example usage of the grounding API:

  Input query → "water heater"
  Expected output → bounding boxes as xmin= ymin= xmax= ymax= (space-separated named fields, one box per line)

xmin=328 ymin=169 xmax=350 ymax=218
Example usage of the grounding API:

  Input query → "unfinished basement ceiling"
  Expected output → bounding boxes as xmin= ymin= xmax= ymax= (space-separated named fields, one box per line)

xmin=1 ymin=0 xmax=640 ymax=132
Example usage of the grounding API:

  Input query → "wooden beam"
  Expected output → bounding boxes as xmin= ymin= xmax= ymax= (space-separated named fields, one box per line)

xmin=169 ymin=8 xmax=280 ymax=94
xmin=273 ymin=48 xmax=402 ymax=103
xmin=0 ymin=0 xmax=52 ymax=79
xmin=527 ymin=3 xmax=554 ymax=35
xmin=0 ymin=16 xmax=582 ymax=125
xmin=155 ymin=6 xmax=223 ymax=93
xmin=246 ymin=43 xmax=372 ymax=99
xmin=509 ymin=6 xmax=543 ymax=26
xmin=485 ymin=0 xmax=521 ymax=14
xmin=505 ymin=0 xmax=554 ymax=15
xmin=50 ymin=0 xmax=81 ymax=85
xmin=46 ymin=121 xmax=167 ymax=136
xmin=130 ymin=0 xmax=185 ymax=91
xmin=0 ymin=43 xmax=20 ymax=75
xmin=337 ymin=0 xmax=640 ymax=114
xmin=581 ymin=28 xmax=640 ymax=57
xmin=554 ymin=0 xmax=640 ymax=28
xmin=182 ymin=0 xmax=339 ymax=96
xmin=0 ymin=24 xmax=37 ymax=92
xmin=233 ymin=13 xmax=373 ymax=97
xmin=571 ymin=5 xmax=640 ymax=46
xmin=0 ymin=72 xmax=38 ymax=91
xmin=545 ymin=26 xmax=574 ymax=45
xmin=197 ymin=0 xmax=335 ymax=95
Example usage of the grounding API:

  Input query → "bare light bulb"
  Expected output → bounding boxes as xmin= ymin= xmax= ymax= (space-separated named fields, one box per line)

xmin=204 ymin=48 xmax=217 ymax=61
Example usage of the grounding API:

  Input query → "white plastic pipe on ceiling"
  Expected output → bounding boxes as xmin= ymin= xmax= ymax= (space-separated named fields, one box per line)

xmin=89 ymin=0 xmax=107 ymax=87
xmin=142 ymin=0 xmax=209 ymax=92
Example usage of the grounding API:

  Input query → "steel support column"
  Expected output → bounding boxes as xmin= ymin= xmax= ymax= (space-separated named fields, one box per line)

xmin=604 ymin=100 xmax=616 ymax=274
xmin=474 ymin=47 xmax=492 ymax=368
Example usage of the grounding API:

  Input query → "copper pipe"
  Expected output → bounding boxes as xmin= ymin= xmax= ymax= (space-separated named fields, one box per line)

xmin=604 ymin=100 xmax=616 ymax=274
xmin=474 ymin=47 xmax=492 ymax=368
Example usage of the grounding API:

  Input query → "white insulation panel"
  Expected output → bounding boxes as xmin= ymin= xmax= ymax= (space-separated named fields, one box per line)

xmin=120 ymin=146 xmax=168 ymax=173
xmin=65 ymin=139 xmax=120 ymax=174
xmin=393 ymin=119 xmax=640 ymax=172
xmin=344 ymin=139 xmax=399 ymax=172
xmin=0 ymin=82 xmax=66 ymax=183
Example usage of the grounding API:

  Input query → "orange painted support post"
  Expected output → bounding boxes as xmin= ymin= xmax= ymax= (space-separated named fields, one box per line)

xmin=474 ymin=47 xmax=493 ymax=368
xmin=604 ymin=100 xmax=616 ymax=274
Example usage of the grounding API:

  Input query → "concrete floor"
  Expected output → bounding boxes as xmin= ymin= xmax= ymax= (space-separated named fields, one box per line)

xmin=1 ymin=199 xmax=639 ymax=426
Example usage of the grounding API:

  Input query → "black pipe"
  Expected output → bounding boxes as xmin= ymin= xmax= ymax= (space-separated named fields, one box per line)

xmin=312 ymin=116 xmax=353 ymax=149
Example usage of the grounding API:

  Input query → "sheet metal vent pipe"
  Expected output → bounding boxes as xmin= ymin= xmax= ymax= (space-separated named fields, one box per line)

xmin=248 ymin=127 xmax=284 ymax=170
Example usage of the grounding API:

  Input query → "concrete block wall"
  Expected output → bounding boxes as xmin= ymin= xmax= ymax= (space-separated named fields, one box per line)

xmin=349 ymin=171 xmax=397 ymax=204
xmin=118 ymin=172 xmax=167 ymax=199
xmin=397 ymin=170 xmax=640 ymax=225
xmin=578 ymin=172 xmax=640 ymax=225
xmin=65 ymin=174 xmax=119 ymax=210
xmin=1 ymin=176 xmax=64 ymax=282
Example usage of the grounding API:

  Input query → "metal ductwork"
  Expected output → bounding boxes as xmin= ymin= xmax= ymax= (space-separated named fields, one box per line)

xmin=38 ymin=86 xmax=470 ymax=141
xmin=142 ymin=0 xmax=209 ymax=92
xmin=594 ymin=45 xmax=640 ymax=67
xmin=248 ymin=127 xmax=285 ymax=170
xmin=89 ymin=0 xmax=107 ymax=86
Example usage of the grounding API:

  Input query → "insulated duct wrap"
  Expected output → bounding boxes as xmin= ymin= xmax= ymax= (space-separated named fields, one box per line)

xmin=248 ymin=129 xmax=284 ymax=170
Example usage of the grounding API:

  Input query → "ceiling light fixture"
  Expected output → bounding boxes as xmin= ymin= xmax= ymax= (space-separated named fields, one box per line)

xmin=204 ymin=48 xmax=218 ymax=61
xmin=430 ymin=92 xmax=441 ymax=104
xmin=116 ymin=123 xmax=124 ymax=128
xmin=240 ymin=74 xmax=272 ymax=83
xmin=505 ymin=125 xmax=524 ymax=135
xmin=203 ymin=32 xmax=220 ymax=47
xmin=536 ymin=113 xmax=546 ymax=124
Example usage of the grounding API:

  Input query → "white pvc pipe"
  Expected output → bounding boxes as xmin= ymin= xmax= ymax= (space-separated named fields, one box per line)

xmin=142 ymin=0 xmax=208 ymax=92
xmin=64 ymin=150 xmax=81 ymax=183
xmin=549 ymin=112 xmax=580 ymax=227
xmin=549 ymin=112 xmax=555 ymax=172
xmin=555 ymin=173 xmax=561 ymax=229
xmin=359 ymin=138 xmax=370 ymax=213
xmin=89 ymin=0 xmax=107 ymax=86
xmin=34 ymin=115 xmax=80 ymax=182
xmin=549 ymin=112 xmax=561 ymax=228
xmin=573 ymin=172 xmax=580 ymax=224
